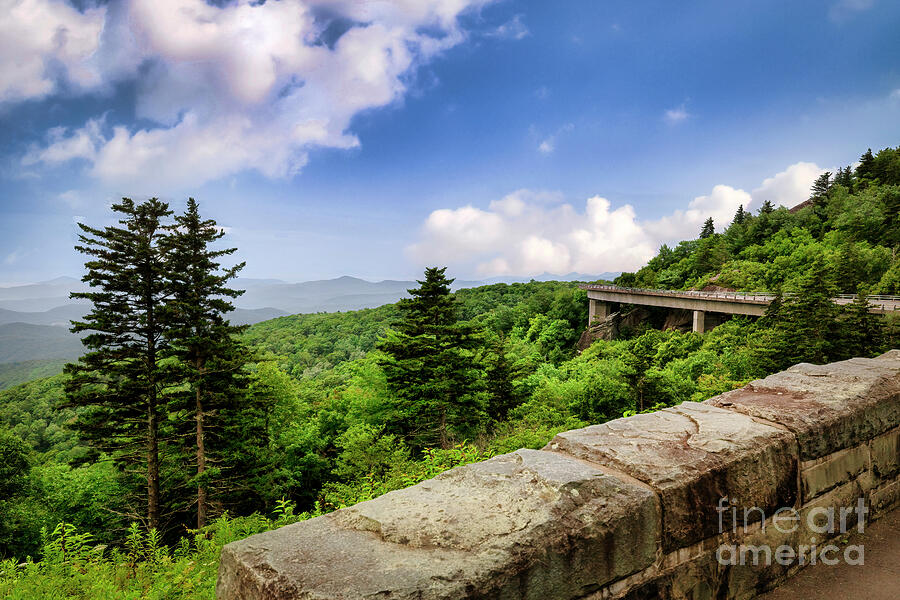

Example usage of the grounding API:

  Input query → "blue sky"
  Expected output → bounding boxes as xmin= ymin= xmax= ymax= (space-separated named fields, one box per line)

xmin=1 ymin=0 xmax=899 ymax=285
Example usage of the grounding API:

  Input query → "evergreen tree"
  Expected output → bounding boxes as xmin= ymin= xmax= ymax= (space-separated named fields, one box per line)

xmin=483 ymin=336 xmax=521 ymax=422
xmin=377 ymin=267 xmax=483 ymax=450
xmin=732 ymin=204 xmax=746 ymax=226
xmin=834 ymin=166 xmax=853 ymax=188
xmin=810 ymin=171 xmax=832 ymax=200
xmin=759 ymin=200 xmax=775 ymax=214
xmin=65 ymin=198 xmax=175 ymax=531
xmin=700 ymin=217 xmax=715 ymax=239
xmin=775 ymin=258 xmax=840 ymax=365
xmin=883 ymin=188 xmax=900 ymax=248
xmin=165 ymin=198 xmax=252 ymax=528
xmin=856 ymin=148 xmax=875 ymax=180
xmin=840 ymin=287 xmax=884 ymax=360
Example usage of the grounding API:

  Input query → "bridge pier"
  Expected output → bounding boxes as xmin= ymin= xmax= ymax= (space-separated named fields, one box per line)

xmin=692 ymin=310 xmax=705 ymax=333
xmin=589 ymin=299 xmax=610 ymax=325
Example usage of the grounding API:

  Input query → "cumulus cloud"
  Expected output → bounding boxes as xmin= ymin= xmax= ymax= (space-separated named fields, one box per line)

xmin=0 ymin=0 xmax=105 ymax=103
xmin=23 ymin=117 xmax=104 ymax=165
xmin=644 ymin=185 xmax=751 ymax=241
xmin=751 ymin=161 xmax=825 ymax=208
xmin=408 ymin=189 xmax=659 ymax=276
xmin=16 ymin=0 xmax=496 ymax=188
xmin=407 ymin=163 xmax=822 ymax=276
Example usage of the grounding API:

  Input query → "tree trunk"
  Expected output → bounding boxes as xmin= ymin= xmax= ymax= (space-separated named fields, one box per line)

xmin=439 ymin=407 xmax=449 ymax=450
xmin=147 ymin=399 xmax=160 ymax=531
xmin=196 ymin=374 xmax=207 ymax=529
xmin=146 ymin=285 xmax=160 ymax=532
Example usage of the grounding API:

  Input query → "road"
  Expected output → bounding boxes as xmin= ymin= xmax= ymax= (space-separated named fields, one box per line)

xmin=759 ymin=508 xmax=900 ymax=600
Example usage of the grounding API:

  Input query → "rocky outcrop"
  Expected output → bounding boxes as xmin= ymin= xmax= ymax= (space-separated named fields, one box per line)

xmin=661 ymin=309 xmax=692 ymax=331
xmin=217 ymin=351 xmax=900 ymax=600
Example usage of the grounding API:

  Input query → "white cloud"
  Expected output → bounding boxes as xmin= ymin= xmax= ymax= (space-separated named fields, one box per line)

xmin=487 ymin=14 xmax=529 ymax=40
xmin=407 ymin=163 xmax=822 ymax=276
xmin=751 ymin=161 xmax=825 ymax=208
xmin=644 ymin=184 xmax=752 ymax=241
xmin=408 ymin=191 xmax=658 ymax=276
xmin=534 ymin=122 xmax=574 ymax=155
xmin=664 ymin=105 xmax=690 ymax=124
xmin=18 ymin=0 xmax=497 ymax=188
xmin=4 ymin=248 xmax=27 ymax=266
xmin=57 ymin=189 xmax=83 ymax=208
xmin=23 ymin=117 xmax=104 ymax=165
xmin=829 ymin=0 xmax=875 ymax=21
xmin=0 ymin=0 xmax=106 ymax=103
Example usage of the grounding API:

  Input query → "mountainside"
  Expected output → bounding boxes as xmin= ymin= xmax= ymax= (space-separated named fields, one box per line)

xmin=0 ymin=274 xmax=613 ymax=367
xmin=0 ymin=277 xmax=90 ymax=312
xmin=0 ymin=323 xmax=85 ymax=364
xmin=0 ymin=359 xmax=68 ymax=391
xmin=616 ymin=146 xmax=900 ymax=295
xmin=0 ymin=304 xmax=88 ymax=327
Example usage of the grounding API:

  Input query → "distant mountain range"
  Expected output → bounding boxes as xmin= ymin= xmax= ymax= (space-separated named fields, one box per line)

xmin=0 ymin=272 xmax=617 ymax=373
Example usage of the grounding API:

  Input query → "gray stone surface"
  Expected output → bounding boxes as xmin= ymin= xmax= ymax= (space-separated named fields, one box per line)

xmin=217 ymin=449 xmax=659 ymax=600
xmin=546 ymin=402 xmax=797 ymax=551
xmin=870 ymin=428 xmax=899 ymax=481
xmin=800 ymin=445 xmax=869 ymax=502
xmin=708 ymin=353 xmax=900 ymax=460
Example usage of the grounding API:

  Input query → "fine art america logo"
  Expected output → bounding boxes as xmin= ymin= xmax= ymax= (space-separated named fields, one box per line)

xmin=715 ymin=497 xmax=866 ymax=567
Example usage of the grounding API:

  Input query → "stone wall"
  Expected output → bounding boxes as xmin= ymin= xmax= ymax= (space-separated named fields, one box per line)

xmin=216 ymin=351 xmax=900 ymax=600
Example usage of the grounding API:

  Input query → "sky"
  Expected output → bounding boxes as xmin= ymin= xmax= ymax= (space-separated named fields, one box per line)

xmin=1 ymin=0 xmax=899 ymax=285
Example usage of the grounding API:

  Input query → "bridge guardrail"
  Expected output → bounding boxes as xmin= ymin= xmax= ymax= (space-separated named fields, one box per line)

xmin=580 ymin=284 xmax=900 ymax=310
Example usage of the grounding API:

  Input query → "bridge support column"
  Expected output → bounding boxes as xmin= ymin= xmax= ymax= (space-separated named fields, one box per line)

xmin=692 ymin=310 xmax=706 ymax=333
xmin=589 ymin=299 xmax=610 ymax=326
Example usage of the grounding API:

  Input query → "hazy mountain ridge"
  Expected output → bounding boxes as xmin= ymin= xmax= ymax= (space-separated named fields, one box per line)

xmin=0 ymin=273 xmax=618 ymax=367
xmin=0 ymin=323 xmax=86 ymax=364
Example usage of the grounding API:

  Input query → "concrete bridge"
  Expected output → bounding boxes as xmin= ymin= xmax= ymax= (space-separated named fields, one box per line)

xmin=581 ymin=284 xmax=900 ymax=333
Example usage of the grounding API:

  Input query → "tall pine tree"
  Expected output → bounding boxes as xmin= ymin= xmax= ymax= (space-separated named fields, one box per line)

xmin=65 ymin=198 xmax=174 ymax=531
xmin=377 ymin=267 xmax=483 ymax=450
xmin=165 ymin=198 xmax=251 ymax=528
xmin=840 ymin=287 xmax=884 ymax=360
xmin=774 ymin=258 xmax=841 ymax=365
xmin=809 ymin=171 xmax=832 ymax=200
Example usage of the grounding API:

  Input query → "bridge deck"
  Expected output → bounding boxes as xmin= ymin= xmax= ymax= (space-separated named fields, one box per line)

xmin=581 ymin=284 xmax=900 ymax=315
xmin=580 ymin=285 xmax=900 ymax=333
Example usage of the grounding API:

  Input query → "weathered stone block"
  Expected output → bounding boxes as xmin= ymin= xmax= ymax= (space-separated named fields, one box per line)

xmin=708 ymin=354 xmax=900 ymax=460
xmin=546 ymin=402 xmax=797 ymax=551
xmin=723 ymin=518 xmax=800 ymax=600
xmin=870 ymin=427 xmax=899 ymax=481
xmin=797 ymin=480 xmax=865 ymax=548
xmin=217 ymin=449 xmax=659 ymax=600
xmin=800 ymin=444 xmax=869 ymax=502
xmin=869 ymin=479 xmax=900 ymax=515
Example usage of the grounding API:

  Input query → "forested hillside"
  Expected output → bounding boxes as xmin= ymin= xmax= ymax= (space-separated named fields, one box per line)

xmin=617 ymin=146 xmax=900 ymax=294
xmin=1 ymin=146 xmax=898 ymax=598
